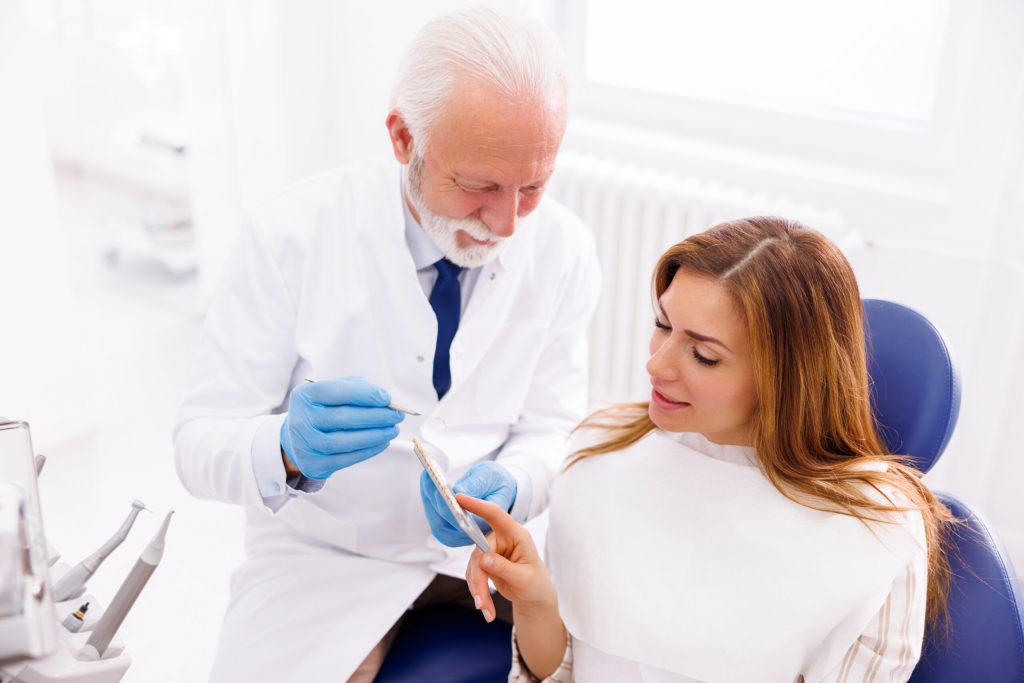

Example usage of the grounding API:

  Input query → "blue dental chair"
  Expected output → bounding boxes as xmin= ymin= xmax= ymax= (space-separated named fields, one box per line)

xmin=376 ymin=299 xmax=1024 ymax=682
xmin=862 ymin=299 xmax=1024 ymax=682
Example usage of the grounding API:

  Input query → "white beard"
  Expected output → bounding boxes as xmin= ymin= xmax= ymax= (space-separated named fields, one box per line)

xmin=404 ymin=157 xmax=510 ymax=269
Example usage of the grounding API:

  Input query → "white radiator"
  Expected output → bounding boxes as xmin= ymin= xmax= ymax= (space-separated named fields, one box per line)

xmin=548 ymin=150 xmax=845 ymax=406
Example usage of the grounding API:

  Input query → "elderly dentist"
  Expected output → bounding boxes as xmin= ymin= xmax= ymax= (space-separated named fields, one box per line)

xmin=173 ymin=7 xmax=600 ymax=683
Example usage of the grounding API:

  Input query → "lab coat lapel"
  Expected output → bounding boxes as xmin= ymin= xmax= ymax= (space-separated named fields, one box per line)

xmin=358 ymin=165 xmax=440 ymax=413
xmin=447 ymin=226 xmax=529 ymax=393
xmin=422 ymin=224 xmax=531 ymax=468
xmin=362 ymin=188 xmax=533 ymax=466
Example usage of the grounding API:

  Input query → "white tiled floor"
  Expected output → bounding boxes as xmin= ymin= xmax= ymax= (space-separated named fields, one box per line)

xmin=16 ymin=170 xmax=244 ymax=682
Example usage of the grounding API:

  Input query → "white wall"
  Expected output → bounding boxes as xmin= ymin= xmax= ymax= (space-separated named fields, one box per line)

xmin=0 ymin=0 xmax=92 ymax=449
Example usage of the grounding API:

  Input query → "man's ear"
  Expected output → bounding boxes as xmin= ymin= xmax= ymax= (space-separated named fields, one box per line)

xmin=386 ymin=109 xmax=414 ymax=164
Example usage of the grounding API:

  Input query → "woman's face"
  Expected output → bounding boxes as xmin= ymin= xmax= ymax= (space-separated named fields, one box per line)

xmin=647 ymin=269 xmax=758 ymax=445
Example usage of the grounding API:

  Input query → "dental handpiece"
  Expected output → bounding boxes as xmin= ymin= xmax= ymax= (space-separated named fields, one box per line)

xmin=52 ymin=500 xmax=147 ymax=602
xmin=79 ymin=511 xmax=172 ymax=661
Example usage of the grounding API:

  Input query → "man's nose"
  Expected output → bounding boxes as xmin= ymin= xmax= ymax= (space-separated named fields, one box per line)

xmin=481 ymin=190 xmax=519 ymax=238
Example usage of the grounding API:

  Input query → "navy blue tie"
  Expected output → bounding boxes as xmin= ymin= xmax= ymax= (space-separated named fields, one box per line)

xmin=429 ymin=258 xmax=463 ymax=399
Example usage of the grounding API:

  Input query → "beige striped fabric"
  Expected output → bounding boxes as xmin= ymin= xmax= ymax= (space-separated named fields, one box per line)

xmin=823 ymin=551 xmax=927 ymax=683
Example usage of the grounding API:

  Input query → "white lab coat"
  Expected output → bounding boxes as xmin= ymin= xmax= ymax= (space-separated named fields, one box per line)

xmin=173 ymin=162 xmax=601 ymax=682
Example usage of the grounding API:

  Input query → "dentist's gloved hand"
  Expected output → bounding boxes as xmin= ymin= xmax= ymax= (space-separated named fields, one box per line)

xmin=420 ymin=461 xmax=517 ymax=547
xmin=280 ymin=376 xmax=403 ymax=480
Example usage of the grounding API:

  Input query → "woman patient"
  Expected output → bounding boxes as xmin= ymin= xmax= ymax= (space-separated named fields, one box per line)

xmin=458 ymin=216 xmax=954 ymax=682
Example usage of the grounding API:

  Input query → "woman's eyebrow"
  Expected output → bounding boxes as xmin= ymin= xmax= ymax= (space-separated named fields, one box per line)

xmin=683 ymin=329 xmax=732 ymax=353
xmin=658 ymin=301 xmax=732 ymax=353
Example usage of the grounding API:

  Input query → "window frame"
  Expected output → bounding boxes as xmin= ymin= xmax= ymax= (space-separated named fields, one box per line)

xmin=552 ymin=0 xmax=973 ymax=176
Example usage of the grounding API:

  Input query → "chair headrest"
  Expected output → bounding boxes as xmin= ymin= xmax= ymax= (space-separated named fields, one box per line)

xmin=863 ymin=299 xmax=961 ymax=473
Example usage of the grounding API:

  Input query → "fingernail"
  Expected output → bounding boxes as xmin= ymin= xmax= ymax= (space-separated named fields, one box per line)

xmin=481 ymin=555 xmax=492 ymax=569
xmin=482 ymin=608 xmax=492 ymax=622
xmin=473 ymin=594 xmax=481 ymax=609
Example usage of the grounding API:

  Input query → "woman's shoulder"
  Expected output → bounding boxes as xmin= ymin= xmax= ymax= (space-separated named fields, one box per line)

xmin=837 ymin=461 xmax=929 ymax=557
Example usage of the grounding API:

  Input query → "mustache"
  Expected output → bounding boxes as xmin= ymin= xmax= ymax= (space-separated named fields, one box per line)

xmin=451 ymin=218 xmax=504 ymax=243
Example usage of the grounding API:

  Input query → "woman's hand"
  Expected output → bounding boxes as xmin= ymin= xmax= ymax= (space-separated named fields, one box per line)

xmin=457 ymin=493 xmax=558 ymax=623
xmin=460 ymin=493 xmax=569 ymax=679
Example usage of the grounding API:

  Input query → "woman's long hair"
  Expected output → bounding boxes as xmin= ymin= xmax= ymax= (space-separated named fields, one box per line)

xmin=570 ymin=216 xmax=953 ymax=627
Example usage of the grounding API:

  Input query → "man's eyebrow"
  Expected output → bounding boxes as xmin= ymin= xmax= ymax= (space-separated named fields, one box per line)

xmin=455 ymin=172 xmax=553 ymax=188
xmin=455 ymin=175 xmax=498 ymax=187
xmin=657 ymin=301 xmax=732 ymax=353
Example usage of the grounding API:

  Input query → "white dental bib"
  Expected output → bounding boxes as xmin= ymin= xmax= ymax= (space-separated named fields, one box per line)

xmin=547 ymin=430 xmax=924 ymax=683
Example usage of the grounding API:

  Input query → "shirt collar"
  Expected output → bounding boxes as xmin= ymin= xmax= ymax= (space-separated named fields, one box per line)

xmin=402 ymin=188 xmax=445 ymax=271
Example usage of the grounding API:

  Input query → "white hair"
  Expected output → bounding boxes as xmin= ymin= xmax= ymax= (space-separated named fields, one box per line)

xmin=389 ymin=6 xmax=568 ymax=151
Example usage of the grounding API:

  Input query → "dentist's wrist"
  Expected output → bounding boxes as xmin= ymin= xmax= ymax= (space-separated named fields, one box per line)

xmin=281 ymin=446 xmax=301 ymax=476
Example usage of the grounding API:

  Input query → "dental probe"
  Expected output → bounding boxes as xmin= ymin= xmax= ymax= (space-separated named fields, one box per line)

xmin=302 ymin=378 xmax=422 ymax=416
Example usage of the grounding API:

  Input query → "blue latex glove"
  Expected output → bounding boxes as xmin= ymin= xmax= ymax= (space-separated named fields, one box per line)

xmin=280 ymin=376 xmax=403 ymax=480
xmin=420 ymin=461 xmax=517 ymax=547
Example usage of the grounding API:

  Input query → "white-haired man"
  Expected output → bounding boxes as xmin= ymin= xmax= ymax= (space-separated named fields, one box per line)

xmin=174 ymin=7 xmax=600 ymax=682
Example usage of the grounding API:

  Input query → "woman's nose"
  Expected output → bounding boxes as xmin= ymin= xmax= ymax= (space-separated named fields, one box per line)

xmin=646 ymin=338 xmax=679 ymax=382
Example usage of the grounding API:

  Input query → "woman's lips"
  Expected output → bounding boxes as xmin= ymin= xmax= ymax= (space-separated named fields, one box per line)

xmin=651 ymin=388 xmax=691 ymax=411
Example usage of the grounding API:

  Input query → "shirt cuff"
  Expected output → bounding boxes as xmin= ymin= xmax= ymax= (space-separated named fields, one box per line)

xmin=508 ymin=625 xmax=573 ymax=682
xmin=503 ymin=463 xmax=533 ymax=524
xmin=286 ymin=472 xmax=326 ymax=494
xmin=250 ymin=413 xmax=295 ymax=513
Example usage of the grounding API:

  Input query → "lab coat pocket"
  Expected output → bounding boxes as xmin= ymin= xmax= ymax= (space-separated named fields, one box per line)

xmin=473 ymin=322 xmax=550 ymax=424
